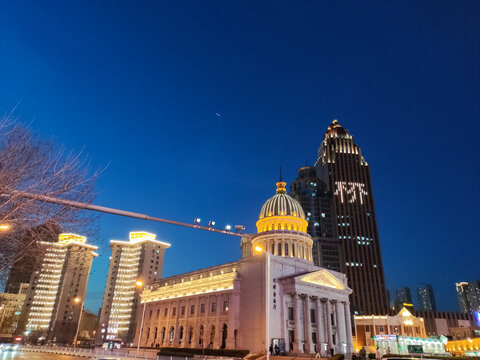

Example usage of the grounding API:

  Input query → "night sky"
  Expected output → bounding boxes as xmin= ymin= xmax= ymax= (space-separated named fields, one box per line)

xmin=1 ymin=1 xmax=479 ymax=313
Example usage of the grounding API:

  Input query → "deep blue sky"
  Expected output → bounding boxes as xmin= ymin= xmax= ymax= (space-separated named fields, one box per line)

xmin=1 ymin=1 xmax=479 ymax=313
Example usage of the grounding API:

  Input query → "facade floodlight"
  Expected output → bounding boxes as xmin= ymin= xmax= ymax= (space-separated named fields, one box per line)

xmin=194 ymin=218 xmax=201 ymax=225
xmin=235 ymin=225 xmax=245 ymax=234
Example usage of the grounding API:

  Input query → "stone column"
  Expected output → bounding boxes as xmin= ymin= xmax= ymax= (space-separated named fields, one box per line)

xmin=203 ymin=296 xmax=211 ymax=347
xmin=303 ymin=295 xmax=313 ymax=353
xmin=335 ymin=301 xmax=346 ymax=354
xmin=215 ymin=294 xmax=222 ymax=348
xmin=325 ymin=300 xmax=333 ymax=352
xmin=226 ymin=291 xmax=236 ymax=349
xmin=315 ymin=298 xmax=324 ymax=353
xmin=174 ymin=301 xmax=181 ymax=346
xmin=293 ymin=293 xmax=303 ymax=352
xmin=344 ymin=302 xmax=353 ymax=355
xmin=180 ymin=300 xmax=187 ymax=348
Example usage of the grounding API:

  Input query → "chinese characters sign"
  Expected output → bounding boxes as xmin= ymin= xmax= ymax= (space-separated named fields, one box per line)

xmin=334 ymin=181 xmax=368 ymax=204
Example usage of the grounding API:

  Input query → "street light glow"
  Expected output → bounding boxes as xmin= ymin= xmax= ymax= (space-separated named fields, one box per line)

xmin=255 ymin=246 xmax=263 ymax=253
xmin=0 ymin=224 xmax=10 ymax=230
xmin=74 ymin=297 xmax=81 ymax=303
xmin=135 ymin=280 xmax=143 ymax=287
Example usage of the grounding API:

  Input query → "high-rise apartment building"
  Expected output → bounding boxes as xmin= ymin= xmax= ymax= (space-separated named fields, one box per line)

xmin=98 ymin=231 xmax=170 ymax=345
xmin=20 ymin=233 xmax=97 ymax=344
xmin=5 ymin=222 xmax=60 ymax=294
xmin=456 ymin=281 xmax=480 ymax=313
xmin=0 ymin=283 xmax=29 ymax=337
xmin=417 ymin=284 xmax=436 ymax=311
xmin=394 ymin=287 xmax=413 ymax=311
xmin=290 ymin=166 xmax=342 ymax=271
xmin=315 ymin=119 xmax=388 ymax=315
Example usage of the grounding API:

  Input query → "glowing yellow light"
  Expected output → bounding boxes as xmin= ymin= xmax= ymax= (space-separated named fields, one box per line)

xmin=0 ymin=224 xmax=10 ymax=230
xmin=255 ymin=246 xmax=263 ymax=253
xmin=135 ymin=280 xmax=143 ymax=287
xmin=58 ymin=233 xmax=87 ymax=244
xmin=74 ymin=297 xmax=81 ymax=303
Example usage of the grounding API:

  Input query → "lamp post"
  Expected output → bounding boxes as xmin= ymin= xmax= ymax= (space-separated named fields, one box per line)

xmin=255 ymin=246 xmax=271 ymax=360
xmin=136 ymin=280 xmax=146 ymax=352
xmin=73 ymin=297 xmax=83 ymax=347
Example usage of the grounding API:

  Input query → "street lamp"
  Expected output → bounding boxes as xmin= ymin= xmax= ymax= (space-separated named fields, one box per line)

xmin=136 ymin=280 xmax=146 ymax=352
xmin=0 ymin=224 xmax=10 ymax=231
xmin=73 ymin=297 xmax=83 ymax=347
xmin=255 ymin=246 xmax=271 ymax=360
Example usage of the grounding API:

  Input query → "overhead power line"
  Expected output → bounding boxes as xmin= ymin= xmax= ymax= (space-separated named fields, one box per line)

xmin=3 ymin=189 xmax=248 ymax=238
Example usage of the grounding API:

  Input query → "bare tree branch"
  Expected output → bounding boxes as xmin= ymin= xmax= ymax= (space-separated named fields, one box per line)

xmin=0 ymin=116 xmax=99 ymax=287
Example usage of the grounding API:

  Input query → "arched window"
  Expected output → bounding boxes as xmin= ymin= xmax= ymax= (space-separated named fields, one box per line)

xmin=209 ymin=325 xmax=215 ymax=346
xmin=292 ymin=244 xmax=295 ymax=257
xmin=146 ymin=327 xmax=150 ymax=341
xmin=169 ymin=326 xmax=175 ymax=342
xmin=154 ymin=327 xmax=158 ymax=341
xmin=221 ymin=323 xmax=228 ymax=349
xmin=179 ymin=326 xmax=184 ymax=344
xmin=161 ymin=327 xmax=166 ymax=344
xmin=188 ymin=327 xmax=193 ymax=344
xmin=277 ymin=243 xmax=282 ymax=255
xmin=198 ymin=324 xmax=204 ymax=345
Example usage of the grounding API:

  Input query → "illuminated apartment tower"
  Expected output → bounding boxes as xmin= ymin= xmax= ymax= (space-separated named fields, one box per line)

xmin=98 ymin=232 xmax=170 ymax=345
xmin=21 ymin=234 xmax=98 ymax=344
xmin=315 ymin=119 xmax=389 ymax=315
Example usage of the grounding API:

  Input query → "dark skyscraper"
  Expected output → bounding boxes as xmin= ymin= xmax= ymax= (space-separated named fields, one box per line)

xmin=394 ymin=287 xmax=413 ymax=311
xmin=456 ymin=281 xmax=480 ymax=313
xmin=417 ymin=284 xmax=436 ymax=311
xmin=315 ymin=119 xmax=389 ymax=315
xmin=290 ymin=166 xmax=342 ymax=272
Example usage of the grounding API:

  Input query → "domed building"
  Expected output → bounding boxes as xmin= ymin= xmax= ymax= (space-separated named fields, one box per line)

xmin=241 ymin=180 xmax=313 ymax=261
xmin=134 ymin=180 xmax=353 ymax=357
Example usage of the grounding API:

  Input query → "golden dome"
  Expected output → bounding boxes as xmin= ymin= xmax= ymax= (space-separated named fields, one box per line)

xmin=256 ymin=181 xmax=308 ymax=233
xmin=258 ymin=182 xmax=306 ymax=220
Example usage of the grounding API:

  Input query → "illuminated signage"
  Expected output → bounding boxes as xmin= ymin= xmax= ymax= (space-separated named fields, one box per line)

xmin=375 ymin=335 xmax=397 ymax=342
xmin=475 ymin=311 xmax=480 ymax=327
xmin=334 ymin=181 xmax=368 ymax=204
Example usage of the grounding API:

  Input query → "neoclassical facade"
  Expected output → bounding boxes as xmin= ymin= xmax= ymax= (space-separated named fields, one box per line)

xmin=134 ymin=181 xmax=353 ymax=355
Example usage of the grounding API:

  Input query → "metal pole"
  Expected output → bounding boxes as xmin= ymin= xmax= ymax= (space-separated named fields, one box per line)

xmin=266 ymin=251 xmax=271 ymax=360
xmin=137 ymin=301 xmax=147 ymax=352
xmin=3 ymin=189 xmax=250 ymax=238
xmin=73 ymin=302 xmax=84 ymax=347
